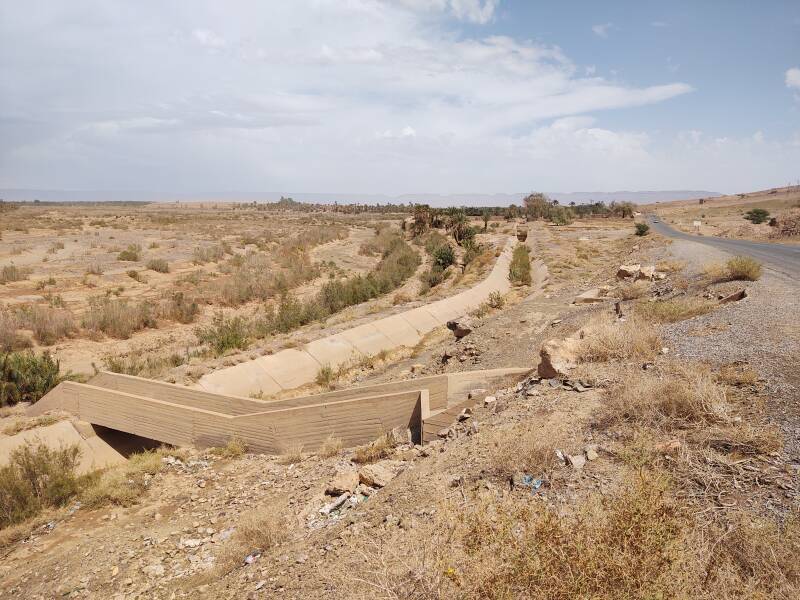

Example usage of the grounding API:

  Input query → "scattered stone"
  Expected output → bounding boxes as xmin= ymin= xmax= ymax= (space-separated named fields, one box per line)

xmin=720 ymin=289 xmax=747 ymax=304
xmin=446 ymin=317 xmax=474 ymax=339
xmin=319 ymin=493 xmax=350 ymax=515
xmin=566 ymin=454 xmax=586 ymax=470
xmin=457 ymin=407 xmax=472 ymax=421
xmin=141 ymin=563 xmax=165 ymax=578
xmin=585 ymin=446 xmax=599 ymax=461
xmin=359 ymin=461 xmax=403 ymax=488
xmin=573 ymin=287 xmax=613 ymax=304
xmin=538 ymin=336 xmax=580 ymax=378
xmin=637 ymin=265 xmax=656 ymax=280
xmin=326 ymin=470 xmax=359 ymax=496
xmin=616 ymin=264 xmax=641 ymax=279
xmin=410 ymin=363 xmax=425 ymax=373
xmin=468 ymin=388 xmax=488 ymax=400
xmin=483 ymin=395 xmax=497 ymax=407
xmin=448 ymin=475 xmax=464 ymax=488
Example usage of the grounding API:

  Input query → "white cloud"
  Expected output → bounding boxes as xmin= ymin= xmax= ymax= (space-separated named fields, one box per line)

xmin=192 ymin=29 xmax=226 ymax=49
xmin=592 ymin=23 xmax=613 ymax=38
xmin=786 ymin=67 xmax=800 ymax=89
xmin=394 ymin=0 xmax=498 ymax=24
xmin=16 ymin=0 xmax=787 ymax=195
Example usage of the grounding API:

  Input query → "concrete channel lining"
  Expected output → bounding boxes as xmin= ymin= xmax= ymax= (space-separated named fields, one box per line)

xmin=197 ymin=236 xmax=516 ymax=398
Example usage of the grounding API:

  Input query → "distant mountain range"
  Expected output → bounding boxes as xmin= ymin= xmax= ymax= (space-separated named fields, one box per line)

xmin=0 ymin=188 xmax=721 ymax=207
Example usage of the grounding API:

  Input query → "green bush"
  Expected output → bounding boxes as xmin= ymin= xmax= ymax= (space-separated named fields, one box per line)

xmin=419 ymin=265 xmax=449 ymax=293
xmin=743 ymin=208 xmax=769 ymax=224
xmin=195 ymin=313 xmax=250 ymax=355
xmin=635 ymin=223 xmax=650 ymax=236
xmin=82 ymin=298 xmax=156 ymax=339
xmin=0 ymin=351 xmax=69 ymax=406
xmin=509 ymin=244 xmax=532 ymax=286
xmin=432 ymin=244 xmax=455 ymax=269
xmin=0 ymin=442 xmax=84 ymax=528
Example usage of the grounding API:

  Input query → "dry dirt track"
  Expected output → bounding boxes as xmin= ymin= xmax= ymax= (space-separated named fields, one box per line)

xmin=648 ymin=216 xmax=800 ymax=280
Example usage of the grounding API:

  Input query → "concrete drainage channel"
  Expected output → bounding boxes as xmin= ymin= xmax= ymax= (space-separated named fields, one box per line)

xmin=195 ymin=236 xmax=524 ymax=398
xmin=27 ymin=368 xmax=530 ymax=455
xmin=21 ymin=236 xmax=541 ymax=459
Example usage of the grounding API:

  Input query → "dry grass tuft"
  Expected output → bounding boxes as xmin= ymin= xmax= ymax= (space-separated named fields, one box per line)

xmin=616 ymin=279 xmax=650 ymax=300
xmin=209 ymin=437 xmax=248 ymax=459
xmin=577 ymin=315 xmax=662 ymax=363
xmin=489 ymin=425 xmax=559 ymax=479
xmin=635 ymin=296 xmax=716 ymax=323
xmin=601 ymin=364 xmax=729 ymax=429
xmin=352 ymin=432 xmax=397 ymax=464
xmin=278 ymin=442 xmax=305 ymax=465
xmin=318 ymin=434 xmax=343 ymax=458
xmin=716 ymin=363 xmax=759 ymax=387
xmin=2 ymin=414 xmax=62 ymax=436
xmin=206 ymin=509 xmax=288 ymax=578
xmin=725 ymin=256 xmax=762 ymax=281
xmin=656 ymin=259 xmax=687 ymax=273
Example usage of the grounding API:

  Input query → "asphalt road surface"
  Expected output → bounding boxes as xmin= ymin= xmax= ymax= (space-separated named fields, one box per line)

xmin=647 ymin=217 xmax=800 ymax=280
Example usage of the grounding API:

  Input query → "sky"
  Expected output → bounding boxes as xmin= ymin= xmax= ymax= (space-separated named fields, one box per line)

xmin=1 ymin=0 xmax=799 ymax=197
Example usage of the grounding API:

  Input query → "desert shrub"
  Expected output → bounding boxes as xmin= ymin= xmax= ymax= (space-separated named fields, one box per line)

xmin=726 ymin=256 xmax=761 ymax=281
xmin=145 ymin=258 xmax=169 ymax=273
xmin=0 ymin=265 xmax=30 ymax=284
xmin=104 ymin=352 xmax=185 ymax=377
xmin=352 ymin=431 xmax=397 ymax=464
xmin=0 ymin=442 xmax=83 ymax=528
xmin=315 ymin=364 xmax=336 ymax=388
xmin=159 ymin=291 xmax=199 ymax=324
xmin=85 ymin=262 xmax=103 ymax=275
xmin=0 ymin=351 xmax=68 ymax=406
xmin=82 ymin=298 xmax=156 ymax=339
xmin=127 ymin=269 xmax=145 ymax=282
xmin=192 ymin=245 xmax=225 ymax=264
xmin=209 ymin=437 xmax=248 ymax=459
xmin=578 ymin=315 xmax=661 ymax=363
xmin=635 ymin=297 xmax=716 ymax=323
xmin=0 ymin=312 xmax=30 ymax=352
xmin=419 ymin=265 xmax=449 ymax=293
xmin=417 ymin=230 xmax=450 ymax=255
xmin=208 ymin=509 xmax=288 ymax=577
xmin=508 ymin=244 xmax=532 ymax=285
xmin=490 ymin=425 xmax=558 ymax=479
xmin=195 ymin=313 xmax=250 ymax=355
xmin=46 ymin=241 xmax=65 ymax=254
xmin=487 ymin=291 xmax=504 ymax=309
xmin=318 ymin=434 xmax=343 ymax=458
xmin=432 ymin=244 xmax=455 ymax=269
xmin=16 ymin=305 xmax=75 ymax=345
xmin=635 ymin=222 xmax=650 ymax=236
xmin=601 ymin=365 xmax=728 ymax=429
xmin=117 ymin=244 xmax=141 ymax=261
xmin=743 ymin=208 xmax=769 ymax=224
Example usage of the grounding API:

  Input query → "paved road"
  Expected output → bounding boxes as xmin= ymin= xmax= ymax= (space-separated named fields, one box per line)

xmin=647 ymin=217 xmax=800 ymax=279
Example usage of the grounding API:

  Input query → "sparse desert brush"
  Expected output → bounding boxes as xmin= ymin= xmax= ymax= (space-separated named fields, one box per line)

xmin=0 ymin=442 xmax=84 ymax=528
xmin=126 ymin=269 xmax=146 ymax=282
xmin=210 ymin=437 xmax=248 ymax=459
xmin=726 ymin=255 xmax=762 ymax=281
xmin=159 ymin=291 xmax=199 ymax=324
xmin=206 ymin=508 xmax=288 ymax=578
xmin=688 ymin=423 xmax=782 ymax=456
xmin=352 ymin=431 xmax=397 ymax=464
xmin=85 ymin=262 xmax=103 ymax=275
xmin=617 ymin=279 xmax=650 ymax=300
xmin=578 ymin=315 xmax=661 ymax=363
xmin=145 ymin=258 xmax=169 ymax=273
xmin=601 ymin=364 xmax=728 ymax=429
xmin=82 ymin=297 xmax=156 ymax=339
xmin=117 ymin=244 xmax=141 ymax=261
xmin=508 ymin=243 xmax=532 ymax=285
xmin=489 ymin=425 xmax=559 ymax=479
xmin=0 ymin=264 xmax=30 ymax=284
xmin=0 ymin=312 xmax=31 ymax=352
xmin=656 ymin=259 xmax=686 ymax=273
xmin=17 ymin=304 xmax=76 ymax=345
xmin=104 ymin=351 xmax=184 ymax=377
xmin=392 ymin=292 xmax=411 ymax=305
xmin=635 ymin=296 xmax=716 ymax=323
xmin=315 ymin=364 xmax=336 ymax=388
xmin=278 ymin=442 xmax=305 ymax=465
xmin=0 ymin=351 xmax=69 ymax=405
xmin=716 ymin=362 xmax=759 ymax=387
xmin=318 ymin=434 xmax=343 ymax=458
xmin=195 ymin=312 xmax=250 ymax=355
xmin=352 ymin=476 xmax=700 ymax=599
xmin=487 ymin=290 xmax=505 ymax=309
xmin=2 ymin=414 xmax=61 ymax=436
xmin=192 ymin=244 xmax=225 ymax=264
